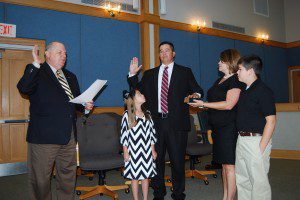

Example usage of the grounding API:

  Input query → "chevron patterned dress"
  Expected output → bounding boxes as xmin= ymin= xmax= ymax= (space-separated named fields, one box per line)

xmin=120 ymin=111 xmax=157 ymax=180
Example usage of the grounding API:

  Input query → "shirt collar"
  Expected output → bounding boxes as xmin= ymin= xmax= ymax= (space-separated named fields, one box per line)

xmin=246 ymin=78 xmax=261 ymax=91
xmin=160 ymin=62 xmax=174 ymax=69
xmin=47 ymin=62 xmax=59 ymax=74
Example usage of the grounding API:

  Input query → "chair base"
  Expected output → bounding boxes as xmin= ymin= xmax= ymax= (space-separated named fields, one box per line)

xmin=185 ymin=169 xmax=216 ymax=185
xmin=76 ymin=184 xmax=129 ymax=200
xmin=76 ymin=167 xmax=94 ymax=179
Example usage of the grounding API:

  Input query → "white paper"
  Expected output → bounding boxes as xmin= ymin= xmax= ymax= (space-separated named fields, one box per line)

xmin=70 ymin=79 xmax=107 ymax=104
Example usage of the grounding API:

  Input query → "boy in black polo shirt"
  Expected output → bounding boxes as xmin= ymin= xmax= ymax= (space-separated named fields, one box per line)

xmin=235 ymin=55 xmax=276 ymax=200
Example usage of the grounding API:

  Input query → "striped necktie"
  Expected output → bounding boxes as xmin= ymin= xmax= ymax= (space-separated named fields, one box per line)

xmin=56 ymin=69 xmax=74 ymax=100
xmin=161 ymin=66 xmax=169 ymax=113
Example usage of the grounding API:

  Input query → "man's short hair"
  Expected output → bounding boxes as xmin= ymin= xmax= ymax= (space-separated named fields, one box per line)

xmin=159 ymin=41 xmax=175 ymax=52
xmin=237 ymin=55 xmax=263 ymax=75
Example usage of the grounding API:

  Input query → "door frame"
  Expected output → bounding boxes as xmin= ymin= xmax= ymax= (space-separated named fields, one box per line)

xmin=0 ymin=37 xmax=45 ymax=176
xmin=288 ymin=66 xmax=300 ymax=103
xmin=0 ymin=37 xmax=45 ymax=60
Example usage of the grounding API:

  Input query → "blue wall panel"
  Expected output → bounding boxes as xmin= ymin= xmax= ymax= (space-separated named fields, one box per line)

xmin=5 ymin=4 xmax=82 ymax=83
xmin=160 ymin=28 xmax=289 ymax=102
xmin=265 ymin=46 xmax=288 ymax=102
xmin=1 ymin=3 xmax=141 ymax=107
xmin=199 ymin=34 xmax=234 ymax=96
xmin=234 ymin=40 xmax=267 ymax=80
xmin=0 ymin=3 xmax=4 ymax=22
xmin=160 ymin=28 xmax=235 ymax=98
xmin=287 ymin=47 xmax=300 ymax=66
xmin=81 ymin=16 xmax=140 ymax=106
xmin=160 ymin=28 xmax=200 ymax=86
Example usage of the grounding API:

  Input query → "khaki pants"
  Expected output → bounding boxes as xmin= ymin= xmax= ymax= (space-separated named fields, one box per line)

xmin=27 ymin=136 xmax=76 ymax=200
xmin=235 ymin=135 xmax=272 ymax=200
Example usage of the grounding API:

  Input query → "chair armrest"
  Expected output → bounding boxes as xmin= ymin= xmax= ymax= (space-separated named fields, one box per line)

xmin=207 ymin=130 xmax=213 ymax=144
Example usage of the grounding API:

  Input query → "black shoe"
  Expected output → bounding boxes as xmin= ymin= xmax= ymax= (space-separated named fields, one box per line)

xmin=153 ymin=198 xmax=164 ymax=200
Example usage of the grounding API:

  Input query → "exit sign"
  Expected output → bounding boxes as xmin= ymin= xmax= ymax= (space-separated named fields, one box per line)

xmin=0 ymin=23 xmax=16 ymax=38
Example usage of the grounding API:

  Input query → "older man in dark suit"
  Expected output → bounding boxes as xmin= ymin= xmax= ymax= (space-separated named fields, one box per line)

xmin=17 ymin=42 xmax=93 ymax=200
xmin=128 ymin=41 xmax=203 ymax=200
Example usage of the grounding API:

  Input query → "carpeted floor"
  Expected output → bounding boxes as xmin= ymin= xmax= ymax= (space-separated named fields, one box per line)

xmin=0 ymin=156 xmax=299 ymax=200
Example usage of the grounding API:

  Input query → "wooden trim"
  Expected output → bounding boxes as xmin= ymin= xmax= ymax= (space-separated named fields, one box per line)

xmin=153 ymin=0 xmax=159 ymax=15
xmin=288 ymin=66 xmax=300 ymax=103
xmin=139 ymin=13 xmax=160 ymax=24
xmin=276 ymin=103 xmax=300 ymax=112
xmin=140 ymin=22 xmax=150 ymax=71
xmin=154 ymin=24 xmax=160 ymax=66
xmin=140 ymin=0 xmax=149 ymax=14
xmin=1 ymin=0 xmax=297 ymax=49
xmin=286 ymin=40 xmax=300 ymax=48
xmin=0 ymin=0 xmax=140 ymax=23
xmin=160 ymin=19 xmax=287 ymax=48
xmin=0 ymin=37 xmax=45 ymax=62
xmin=91 ymin=107 xmax=124 ymax=115
xmin=87 ymin=106 xmax=202 ymax=116
xmin=271 ymin=149 xmax=300 ymax=160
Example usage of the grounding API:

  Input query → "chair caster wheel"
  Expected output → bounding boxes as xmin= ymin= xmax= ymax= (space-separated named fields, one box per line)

xmin=125 ymin=188 xmax=130 ymax=194
xmin=170 ymin=187 xmax=173 ymax=192
xmin=213 ymin=174 xmax=217 ymax=178
xmin=204 ymin=180 xmax=209 ymax=185
xmin=167 ymin=179 xmax=172 ymax=183
xmin=76 ymin=190 xmax=81 ymax=195
xmin=88 ymin=177 xmax=93 ymax=181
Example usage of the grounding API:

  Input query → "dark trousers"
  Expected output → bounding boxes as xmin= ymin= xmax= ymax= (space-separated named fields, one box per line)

xmin=27 ymin=134 xmax=76 ymax=200
xmin=152 ymin=117 xmax=188 ymax=200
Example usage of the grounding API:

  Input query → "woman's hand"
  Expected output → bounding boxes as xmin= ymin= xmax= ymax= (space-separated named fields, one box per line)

xmin=188 ymin=99 xmax=204 ymax=108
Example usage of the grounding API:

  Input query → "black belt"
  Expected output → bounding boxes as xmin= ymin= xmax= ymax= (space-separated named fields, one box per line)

xmin=238 ymin=131 xmax=262 ymax=137
xmin=157 ymin=113 xmax=169 ymax=119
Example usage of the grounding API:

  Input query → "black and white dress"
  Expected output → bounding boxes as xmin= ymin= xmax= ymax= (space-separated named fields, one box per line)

xmin=120 ymin=111 xmax=157 ymax=180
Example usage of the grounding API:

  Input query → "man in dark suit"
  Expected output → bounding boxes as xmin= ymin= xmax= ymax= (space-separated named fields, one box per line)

xmin=17 ymin=42 xmax=93 ymax=200
xmin=128 ymin=41 xmax=203 ymax=200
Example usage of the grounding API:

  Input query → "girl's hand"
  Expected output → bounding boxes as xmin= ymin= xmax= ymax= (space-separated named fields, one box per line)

xmin=152 ymin=150 xmax=157 ymax=160
xmin=124 ymin=151 xmax=130 ymax=162
xmin=188 ymin=99 xmax=204 ymax=108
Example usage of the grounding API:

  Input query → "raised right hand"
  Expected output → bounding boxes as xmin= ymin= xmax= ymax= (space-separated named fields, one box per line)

xmin=32 ymin=45 xmax=41 ymax=64
xmin=129 ymin=57 xmax=142 ymax=75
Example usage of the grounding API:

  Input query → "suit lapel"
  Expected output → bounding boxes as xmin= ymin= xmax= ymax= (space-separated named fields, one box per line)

xmin=168 ymin=63 xmax=178 ymax=93
xmin=43 ymin=63 xmax=69 ymax=100
xmin=153 ymin=66 xmax=160 ymax=93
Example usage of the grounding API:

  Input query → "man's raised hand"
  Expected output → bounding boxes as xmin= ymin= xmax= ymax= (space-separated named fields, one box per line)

xmin=32 ymin=45 xmax=41 ymax=64
xmin=129 ymin=57 xmax=142 ymax=75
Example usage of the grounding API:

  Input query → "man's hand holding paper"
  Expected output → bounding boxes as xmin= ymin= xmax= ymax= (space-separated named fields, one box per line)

xmin=70 ymin=79 xmax=107 ymax=104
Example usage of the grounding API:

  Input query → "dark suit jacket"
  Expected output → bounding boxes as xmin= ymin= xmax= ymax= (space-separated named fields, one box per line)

xmin=128 ymin=63 xmax=203 ymax=131
xmin=17 ymin=62 xmax=83 ymax=145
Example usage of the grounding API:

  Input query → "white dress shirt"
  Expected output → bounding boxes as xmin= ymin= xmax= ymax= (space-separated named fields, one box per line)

xmin=158 ymin=62 xmax=174 ymax=113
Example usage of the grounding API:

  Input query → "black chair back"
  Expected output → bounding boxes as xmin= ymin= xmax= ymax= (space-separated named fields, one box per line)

xmin=187 ymin=115 xmax=198 ymax=145
xmin=76 ymin=113 xmax=120 ymax=157
xmin=197 ymin=110 xmax=211 ymax=144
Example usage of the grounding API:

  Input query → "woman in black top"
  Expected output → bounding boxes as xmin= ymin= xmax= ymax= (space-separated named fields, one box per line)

xmin=189 ymin=49 xmax=243 ymax=200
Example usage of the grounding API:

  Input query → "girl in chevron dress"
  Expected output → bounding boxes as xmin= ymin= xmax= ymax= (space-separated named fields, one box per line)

xmin=121 ymin=89 xmax=157 ymax=200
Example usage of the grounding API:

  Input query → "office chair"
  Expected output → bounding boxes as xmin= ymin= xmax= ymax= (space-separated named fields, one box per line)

xmin=75 ymin=113 xmax=129 ymax=200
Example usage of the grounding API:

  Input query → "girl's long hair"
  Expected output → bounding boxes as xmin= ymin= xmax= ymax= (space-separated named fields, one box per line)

xmin=125 ymin=89 xmax=150 ymax=129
